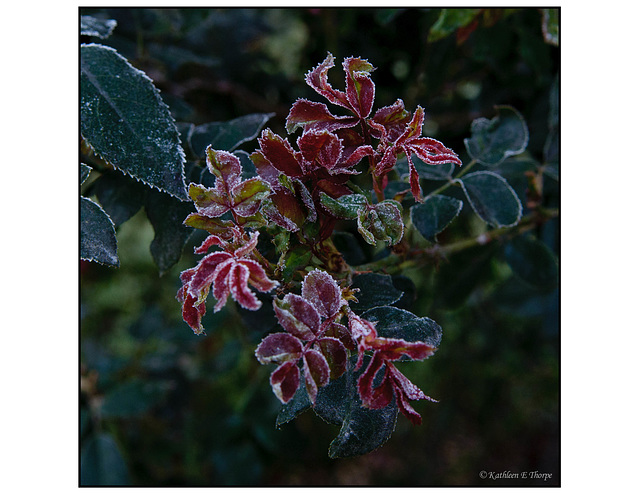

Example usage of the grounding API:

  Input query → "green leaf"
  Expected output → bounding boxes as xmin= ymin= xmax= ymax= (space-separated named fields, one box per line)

xmin=81 ymin=197 xmax=119 ymax=267
xmin=428 ymin=8 xmax=481 ymax=42
xmin=187 ymin=113 xmax=275 ymax=158
xmin=410 ymin=195 xmax=463 ymax=241
xmin=357 ymin=200 xmax=404 ymax=246
xmin=80 ymin=433 xmax=130 ymax=486
xmin=80 ymin=163 xmax=92 ymax=185
xmin=457 ymin=171 xmax=522 ymax=227
xmin=145 ymin=190 xmax=195 ymax=274
xmin=350 ymin=273 xmax=404 ymax=314
xmin=464 ymin=105 xmax=529 ymax=166
xmin=503 ymin=234 xmax=558 ymax=290
xmin=313 ymin=355 xmax=398 ymax=458
xmin=80 ymin=44 xmax=187 ymax=200
xmin=80 ymin=15 xmax=117 ymax=39
xmin=278 ymin=244 xmax=313 ymax=281
xmin=319 ymin=192 xmax=368 ymax=220
xmin=362 ymin=306 xmax=442 ymax=348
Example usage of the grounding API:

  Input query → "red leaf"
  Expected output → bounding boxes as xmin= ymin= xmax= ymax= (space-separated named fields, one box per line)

xmin=176 ymin=269 xmax=207 ymax=335
xmin=232 ymin=230 xmax=260 ymax=258
xmin=270 ymin=361 xmax=301 ymax=404
xmin=316 ymin=337 xmax=348 ymax=379
xmin=370 ymin=99 xmax=411 ymax=141
xmin=357 ymin=352 xmax=394 ymax=409
xmin=343 ymin=56 xmax=376 ymax=118
xmin=286 ymin=99 xmax=358 ymax=134
xmin=305 ymin=53 xmax=350 ymax=110
xmin=231 ymin=177 xmax=271 ymax=217
xmin=188 ymin=183 xmax=230 ymax=218
xmin=241 ymin=258 xmax=278 ymax=293
xmin=303 ymin=349 xmax=330 ymax=404
xmin=211 ymin=258 xmax=234 ymax=312
xmin=324 ymin=321 xmax=355 ymax=351
xmin=205 ymin=147 xmax=242 ymax=188
xmin=187 ymin=252 xmax=233 ymax=301
xmin=301 ymin=269 xmax=344 ymax=319
xmin=297 ymin=129 xmax=343 ymax=172
xmin=255 ymin=332 xmax=303 ymax=364
xmin=228 ymin=262 xmax=261 ymax=311
xmin=194 ymin=234 xmax=228 ymax=254
xmin=274 ymin=293 xmax=321 ymax=340
xmin=258 ymin=129 xmax=304 ymax=177
xmin=407 ymin=137 xmax=462 ymax=166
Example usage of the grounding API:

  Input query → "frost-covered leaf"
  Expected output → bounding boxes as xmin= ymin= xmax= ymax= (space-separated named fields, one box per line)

xmin=428 ymin=8 xmax=481 ymax=42
xmin=255 ymin=333 xmax=303 ymax=365
xmin=457 ymin=171 xmax=522 ymax=227
xmin=270 ymin=361 xmax=301 ymax=404
xmin=319 ymin=192 xmax=367 ymax=220
xmin=357 ymin=200 xmax=404 ymax=246
xmin=145 ymin=190 xmax=195 ymax=273
xmin=303 ymin=349 xmax=330 ymax=404
xmin=187 ymin=113 xmax=274 ymax=158
xmin=80 ymin=432 xmax=130 ymax=486
xmin=80 ymin=163 xmax=92 ymax=185
xmin=464 ymin=105 xmax=529 ymax=166
xmin=350 ymin=273 xmax=404 ymax=314
xmin=80 ymin=196 xmax=119 ymax=267
xmin=183 ymin=213 xmax=235 ymax=236
xmin=80 ymin=44 xmax=187 ymax=200
xmin=80 ymin=15 xmax=117 ymax=39
xmin=274 ymin=294 xmax=321 ymax=341
xmin=410 ymin=195 xmax=463 ymax=241
xmin=317 ymin=337 xmax=348 ymax=379
xmin=503 ymin=234 xmax=558 ymax=290
xmin=362 ymin=306 xmax=442 ymax=349
xmin=313 ymin=355 xmax=398 ymax=458
xmin=301 ymin=269 xmax=344 ymax=319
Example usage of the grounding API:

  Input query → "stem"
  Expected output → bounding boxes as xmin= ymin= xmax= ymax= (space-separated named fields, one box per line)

xmin=352 ymin=208 xmax=558 ymax=274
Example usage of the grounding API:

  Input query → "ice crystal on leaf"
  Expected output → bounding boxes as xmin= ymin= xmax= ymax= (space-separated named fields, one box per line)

xmin=177 ymin=230 xmax=278 ymax=334
xmin=256 ymin=269 xmax=349 ymax=404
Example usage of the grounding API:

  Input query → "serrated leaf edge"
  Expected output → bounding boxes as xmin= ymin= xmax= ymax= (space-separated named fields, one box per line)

xmin=80 ymin=196 xmax=119 ymax=267
xmin=80 ymin=43 xmax=188 ymax=201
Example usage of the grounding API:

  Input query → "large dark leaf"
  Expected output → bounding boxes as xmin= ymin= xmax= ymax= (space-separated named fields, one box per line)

xmin=410 ymin=195 xmax=463 ymax=241
xmin=80 ymin=43 xmax=187 ymax=199
xmin=458 ymin=171 xmax=522 ymax=227
xmin=350 ymin=273 xmax=404 ymax=314
xmin=362 ymin=306 xmax=443 ymax=348
xmin=80 ymin=197 xmax=119 ymax=267
xmin=313 ymin=355 xmax=398 ymax=458
xmin=464 ymin=105 xmax=529 ymax=166
xmin=186 ymin=113 xmax=275 ymax=158
xmin=503 ymin=234 xmax=558 ymax=290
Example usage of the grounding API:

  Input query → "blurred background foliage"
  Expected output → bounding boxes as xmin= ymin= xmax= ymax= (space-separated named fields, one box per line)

xmin=80 ymin=7 xmax=559 ymax=486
